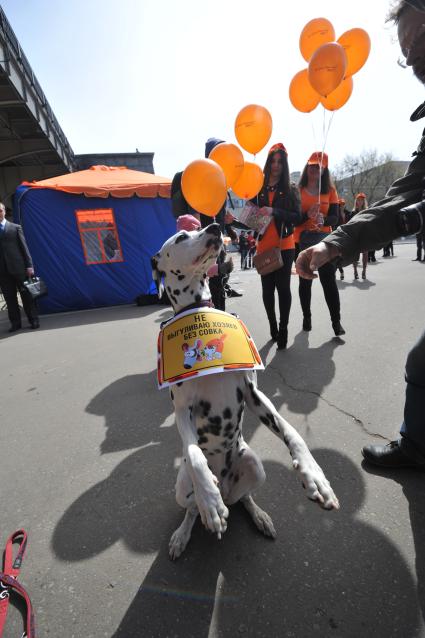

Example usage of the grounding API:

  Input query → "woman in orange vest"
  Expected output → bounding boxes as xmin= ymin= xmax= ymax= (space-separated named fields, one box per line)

xmin=253 ymin=143 xmax=302 ymax=349
xmin=349 ymin=193 xmax=369 ymax=280
xmin=294 ymin=152 xmax=345 ymax=336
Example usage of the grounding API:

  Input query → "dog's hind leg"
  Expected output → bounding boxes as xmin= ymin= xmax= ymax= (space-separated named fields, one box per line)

xmin=222 ymin=444 xmax=276 ymax=538
xmin=241 ymin=494 xmax=277 ymax=538
xmin=169 ymin=506 xmax=198 ymax=560
xmin=243 ymin=375 xmax=339 ymax=511
xmin=169 ymin=460 xmax=199 ymax=559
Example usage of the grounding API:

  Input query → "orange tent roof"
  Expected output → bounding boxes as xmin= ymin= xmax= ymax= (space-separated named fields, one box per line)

xmin=22 ymin=165 xmax=171 ymax=199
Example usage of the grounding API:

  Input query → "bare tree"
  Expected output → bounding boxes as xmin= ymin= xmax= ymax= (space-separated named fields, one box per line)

xmin=333 ymin=149 xmax=405 ymax=209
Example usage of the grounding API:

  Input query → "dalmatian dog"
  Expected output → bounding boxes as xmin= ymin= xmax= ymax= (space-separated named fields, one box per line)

xmin=151 ymin=223 xmax=339 ymax=560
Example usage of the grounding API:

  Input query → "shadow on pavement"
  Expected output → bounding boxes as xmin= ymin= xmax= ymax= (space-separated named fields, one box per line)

xmin=86 ymin=372 xmax=173 ymax=454
xmin=52 ymin=450 xmax=421 ymax=637
xmin=362 ymin=461 xmax=425 ymax=626
xmin=257 ymin=331 xmax=340 ymax=416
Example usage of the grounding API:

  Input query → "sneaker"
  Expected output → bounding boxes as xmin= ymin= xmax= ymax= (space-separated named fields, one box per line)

xmin=362 ymin=440 xmax=424 ymax=469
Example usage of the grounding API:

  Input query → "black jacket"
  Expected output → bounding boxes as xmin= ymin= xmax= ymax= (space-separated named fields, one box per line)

xmin=0 ymin=221 xmax=33 ymax=279
xmin=323 ymin=101 xmax=425 ymax=265
xmin=252 ymin=182 xmax=302 ymax=238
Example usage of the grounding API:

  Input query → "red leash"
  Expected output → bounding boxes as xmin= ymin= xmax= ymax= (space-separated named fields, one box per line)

xmin=0 ymin=530 xmax=36 ymax=638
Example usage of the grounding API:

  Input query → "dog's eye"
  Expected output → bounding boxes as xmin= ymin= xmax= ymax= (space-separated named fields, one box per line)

xmin=175 ymin=232 xmax=189 ymax=244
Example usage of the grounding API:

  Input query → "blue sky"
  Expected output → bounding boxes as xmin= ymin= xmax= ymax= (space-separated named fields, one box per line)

xmin=2 ymin=0 xmax=424 ymax=178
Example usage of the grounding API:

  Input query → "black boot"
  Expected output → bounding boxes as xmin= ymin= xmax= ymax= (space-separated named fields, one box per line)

xmin=332 ymin=321 xmax=346 ymax=336
xmin=277 ymin=327 xmax=288 ymax=350
xmin=302 ymin=316 xmax=312 ymax=331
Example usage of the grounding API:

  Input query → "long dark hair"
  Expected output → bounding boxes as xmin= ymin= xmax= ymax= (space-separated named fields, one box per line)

xmin=388 ymin=0 xmax=425 ymax=23
xmin=299 ymin=164 xmax=332 ymax=194
xmin=263 ymin=149 xmax=290 ymax=193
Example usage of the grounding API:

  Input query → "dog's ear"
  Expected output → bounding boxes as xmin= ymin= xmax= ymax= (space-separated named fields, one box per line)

xmin=151 ymin=254 xmax=164 ymax=298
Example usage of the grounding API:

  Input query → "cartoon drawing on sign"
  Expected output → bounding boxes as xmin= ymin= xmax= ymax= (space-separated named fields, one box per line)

xmin=182 ymin=339 xmax=203 ymax=369
xmin=203 ymin=334 xmax=227 ymax=361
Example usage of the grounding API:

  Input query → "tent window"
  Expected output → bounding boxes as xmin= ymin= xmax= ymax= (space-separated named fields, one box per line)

xmin=76 ymin=208 xmax=123 ymax=265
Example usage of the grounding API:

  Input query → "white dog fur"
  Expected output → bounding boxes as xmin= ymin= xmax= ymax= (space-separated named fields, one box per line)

xmin=151 ymin=223 xmax=339 ymax=560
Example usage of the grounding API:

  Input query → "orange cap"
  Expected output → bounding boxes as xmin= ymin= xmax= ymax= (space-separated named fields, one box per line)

xmin=268 ymin=142 xmax=287 ymax=155
xmin=307 ymin=151 xmax=328 ymax=168
xmin=356 ymin=192 xmax=366 ymax=199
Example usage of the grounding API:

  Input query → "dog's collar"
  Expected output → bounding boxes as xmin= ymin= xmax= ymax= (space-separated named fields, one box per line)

xmin=173 ymin=300 xmax=213 ymax=317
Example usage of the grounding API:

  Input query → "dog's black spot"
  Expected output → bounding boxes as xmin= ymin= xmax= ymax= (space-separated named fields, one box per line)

xmin=266 ymin=412 xmax=280 ymax=433
xmin=170 ymin=269 xmax=178 ymax=276
xmin=173 ymin=289 xmax=181 ymax=295
xmin=238 ymin=448 xmax=246 ymax=457
xmin=283 ymin=434 xmax=289 ymax=445
xmin=190 ymin=290 xmax=194 ymax=295
xmin=237 ymin=405 xmax=244 ymax=423
xmin=175 ymin=232 xmax=189 ymax=244
xmin=200 ymin=280 xmax=204 ymax=287
xmin=260 ymin=415 xmax=270 ymax=426
xmin=221 ymin=468 xmax=228 ymax=478
xmin=214 ymin=448 xmax=221 ymax=454
xmin=208 ymin=424 xmax=222 ymax=437
xmin=250 ymin=383 xmax=261 ymax=406
xmin=170 ymin=390 xmax=174 ymax=401
xmin=167 ymin=253 xmax=170 ymax=257
xmin=198 ymin=435 xmax=208 ymax=445
xmin=197 ymin=428 xmax=204 ymax=436
xmin=200 ymin=400 xmax=211 ymax=416
xmin=195 ymin=294 xmax=202 ymax=303
xmin=203 ymin=273 xmax=207 ymax=279
xmin=229 ymin=472 xmax=234 ymax=480
xmin=236 ymin=387 xmax=243 ymax=403
xmin=234 ymin=474 xmax=239 ymax=483
xmin=183 ymin=285 xmax=189 ymax=293
xmin=225 ymin=450 xmax=232 ymax=468
xmin=186 ymin=490 xmax=194 ymax=499
xmin=209 ymin=415 xmax=222 ymax=426
xmin=166 ymin=286 xmax=171 ymax=292
xmin=177 ymin=382 xmax=183 ymax=387
xmin=224 ymin=422 xmax=233 ymax=434
xmin=178 ymin=275 xmax=185 ymax=281
xmin=170 ymin=294 xmax=177 ymax=304
xmin=223 ymin=407 xmax=232 ymax=420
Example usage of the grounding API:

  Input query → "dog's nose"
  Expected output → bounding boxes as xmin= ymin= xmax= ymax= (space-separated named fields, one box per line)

xmin=205 ymin=223 xmax=221 ymax=237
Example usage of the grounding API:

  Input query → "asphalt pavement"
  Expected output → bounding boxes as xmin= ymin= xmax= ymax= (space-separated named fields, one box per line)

xmin=0 ymin=242 xmax=424 ymax=637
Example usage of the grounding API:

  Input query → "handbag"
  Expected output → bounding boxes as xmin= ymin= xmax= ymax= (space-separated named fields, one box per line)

xmin=21 ymin=276 xmax=48 ymax=300
xmin=299 ymin=230 xmax=328 ymax=250
xmin=253 ymin=220 xmax=284 ymax=276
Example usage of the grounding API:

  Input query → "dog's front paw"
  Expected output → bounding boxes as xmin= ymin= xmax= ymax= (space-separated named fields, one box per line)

xmin=195 ymin=485 xmax=229 ymax=537
xmin=293 ymin=457 xmax=339 ymax=510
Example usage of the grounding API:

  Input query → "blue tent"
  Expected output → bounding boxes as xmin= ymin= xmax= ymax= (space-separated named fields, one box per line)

xmin=14 ymin=166 xmax=176 ymax=313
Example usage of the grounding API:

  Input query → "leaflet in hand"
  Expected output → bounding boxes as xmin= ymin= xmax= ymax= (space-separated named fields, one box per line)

xmin=239 ymin=202 xmax=272 ymax=234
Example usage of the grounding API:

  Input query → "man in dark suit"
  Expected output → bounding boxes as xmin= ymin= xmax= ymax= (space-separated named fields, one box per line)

xmin=0 ymin=201 xmax=39 ymax=332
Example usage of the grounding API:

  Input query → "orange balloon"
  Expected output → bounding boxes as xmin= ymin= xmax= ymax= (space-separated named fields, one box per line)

xmin=308 ymin=42 xmax=347 ymax=97
xmin=337 ymin=28 xmax=371 ymax=77
xmin=181 ymin=159 xmax=227 ymax=217
xmin=299 ymin=17 xmax=335 ymax=62
xmin=289 ymin=69 xmax=320 ymax=113
xmin=234 ymin=105 xmax=272 ymax=155
xmin=208 ymin=143 xmax=244 ymax=188
xmin=231 ymin=162 xmax=264 ymax=200
xmin=320 ymin=76 xmax=353 ymax=111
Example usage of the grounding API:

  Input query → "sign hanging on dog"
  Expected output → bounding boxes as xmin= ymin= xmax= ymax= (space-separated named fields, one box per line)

xmin=157 ymin=308 xmax=263 ymax=389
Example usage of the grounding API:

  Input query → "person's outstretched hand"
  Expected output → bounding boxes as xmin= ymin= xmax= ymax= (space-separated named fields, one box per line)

xmin=296 ymin=242 xmax=341 ymax=280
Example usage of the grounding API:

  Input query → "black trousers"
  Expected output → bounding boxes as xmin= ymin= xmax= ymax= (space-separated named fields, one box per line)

xmin=298 ymin=261 xmax=340 ymax=324
xmin=0 ymin=271 xmax=38 ymax=327
xmin=209 ymin=275 xmax=226 ymax=311
xmin=260 ymin=249 xmax=294 ymax=332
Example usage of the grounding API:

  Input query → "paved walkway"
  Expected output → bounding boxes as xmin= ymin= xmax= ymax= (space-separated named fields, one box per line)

xmin=0 ymin=243 xmax=424 ymax=637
